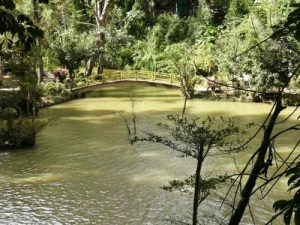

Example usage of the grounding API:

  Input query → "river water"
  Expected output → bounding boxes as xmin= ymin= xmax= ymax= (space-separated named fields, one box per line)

xmin=0 ymin=83 xmax=298 ymax=225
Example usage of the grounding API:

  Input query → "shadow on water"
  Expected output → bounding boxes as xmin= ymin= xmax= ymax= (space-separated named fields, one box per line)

xmin=41 ymin=107 xmax=118 ymax=118
xmin=41 ymin=101 xmax=299 ymax=160
xmin=84 ymin=82 xmax=181 ymax=98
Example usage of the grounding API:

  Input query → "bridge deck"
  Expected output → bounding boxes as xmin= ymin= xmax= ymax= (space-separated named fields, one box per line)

xmin=72 ymin=79 xmax=182 ymax=95
xmin=71 ymin=69 xmax=207 ymax=95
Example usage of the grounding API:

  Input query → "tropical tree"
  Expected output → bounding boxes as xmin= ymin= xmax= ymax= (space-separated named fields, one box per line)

xmin=0 ymin=0 xmax=43 ymax=53
xmin=0 ymin=0 xmax=43 ymax=148
xmin=209 ymin=2 xmax=300 ymax=225
xmin=84 ymin=0 xmax=110 ymax=77
xmin=31 ymin=0 xmax=48 ymax=84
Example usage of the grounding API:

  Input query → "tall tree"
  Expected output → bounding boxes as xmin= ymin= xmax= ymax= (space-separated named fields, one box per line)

xmin=85 ymin=0 xmax=110 ymax=77
xmin=32 ymin=0 xmax=48 ymax=84
xmin=219 ymin=3 xmax=300 ymax=224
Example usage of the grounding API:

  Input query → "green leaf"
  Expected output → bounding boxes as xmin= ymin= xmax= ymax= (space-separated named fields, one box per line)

xmin=0 ymin=0 xmax=15 ymax=10
xmin=284 ymin=207 xmax=293 ymax=225
xmin=288 ymin=173 xmax=300 ymax=186
xmin=273 ymin=200 xmax=290 ymax=211
xmin=286 ymin=165 xmax=300 ymax=176
xmin=289 ymin=179 xmax=300 ymax=191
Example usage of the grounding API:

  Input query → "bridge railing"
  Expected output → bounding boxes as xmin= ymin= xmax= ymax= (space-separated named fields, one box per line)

xmin=102 ymin=69 xmax=181 ymax=86
xmin=73 ymin=69 xmax=206 ymax=92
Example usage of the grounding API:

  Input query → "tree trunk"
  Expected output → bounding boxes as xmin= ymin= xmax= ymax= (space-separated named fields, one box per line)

xmin=97 ymin=53 xmax=104 ymax=76
xmin=85 ymin=56 xmax=96 ymax=77
xmin=193 ymin=157 xmax=203 ymax=225
xmin=0 ymin=56 xmax=3 ymax=86
xmin=36 ymin=39 xmax=44 ymax=84
xmin=228 ymin=98 xmax=285 ymax=225
xmin=94 ymin=0 xmax=110 ymax=76
xmin=32 ymin=0 xmax=44 ymax=84
xmin=181 ymin=96 xmax=188 ymax=119
xmin=97 ymin=33 xmax=106 ymax=75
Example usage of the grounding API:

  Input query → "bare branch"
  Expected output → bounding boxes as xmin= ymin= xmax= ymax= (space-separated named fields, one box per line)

xmin=276 ymin=106 xmax=299 ymax=124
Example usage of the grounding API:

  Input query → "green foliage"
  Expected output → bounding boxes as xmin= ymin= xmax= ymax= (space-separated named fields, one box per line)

xmin=133 ymin=114 xmax=245 ymax=157
xmin=106 ymin=28 xmax=134 ymax=69
xmin=202 ymin=0 xmax=230 ymax=26
xmin=0 ymin=74 xmax=42 ymax=116
xmin=0 ymin=92 xmax=21 ymax=112
xmin=0 ymin=118 xmax=39 ymax=148
xmin=124 ymin=9 xmax=148 ymax=39
xmin=0 ymin=0 xmax=16 ymax=10
xmin=151 ymin=15 xmax=190 ymax=50
xmin=40 ymin=81 xmax=70 ymax=106
xmin=48 ymin=28 xmax=94 ymax=75
xmin=272 ymin=4 xmax=300 ymax=41
xmin=133 ymin=38 xmax=157 ymax=71
xmin=273 ymin=163 xmax=300 ymax=225
xmin=162 ymin=174 xmax=227 ymax=194
xmin=0 ymin=90 xmax=42 ymax=148
xmin=122 ymin=0 xmax=156 ymax=39
xmin=41 ymin=81 xmax=66 ymax=96
xmin=226 ymin=0 xmax=251 ymax=20
xmin=216 ymin=1 xmax=300 ymax=95
xmin=0 ymin=0 xmax=43 ymax=52
xmin=158 ymin=43 xmax=199 ymax=98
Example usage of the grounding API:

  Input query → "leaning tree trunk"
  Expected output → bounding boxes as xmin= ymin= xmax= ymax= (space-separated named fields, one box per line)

xmin=228 ymin=98 xmax=285 ymax=225
xmin=85 ymin=56 xmax=96 ymax=77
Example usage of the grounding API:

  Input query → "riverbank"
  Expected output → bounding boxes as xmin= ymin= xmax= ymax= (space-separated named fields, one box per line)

xmin=0 ymin=117 xmax=49 ymax=150
xmin=195 ymin=90 xmax=300 ymax=106
xmin=39 ymin=80 xmax=300 ymax=111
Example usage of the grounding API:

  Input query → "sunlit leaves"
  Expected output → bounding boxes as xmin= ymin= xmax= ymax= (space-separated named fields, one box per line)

xmin=0 ymin=0 xmax=43 ymax=52
xmin=271 ymin=4 xmax=300 ymax=41
xmin=273 ymin=163 xmax=300 ymax=225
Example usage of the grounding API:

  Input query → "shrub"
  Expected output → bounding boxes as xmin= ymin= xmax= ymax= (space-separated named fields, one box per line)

xmin=41 ymin=81 xmax=66 ymax=96
xmin=53 ymin=68 xmax=69 ymax=83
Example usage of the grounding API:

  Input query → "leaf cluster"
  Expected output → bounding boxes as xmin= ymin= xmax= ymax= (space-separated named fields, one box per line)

xmin=162 ymin=174 xmax=228 ymax=194
xmin=0 ymin=0 xmax=43 ymax=52
xmin=132 ymin=114 xmax=246 ymax=158
xmin=272 ymin=4 xmax=300 ymax=41
xmin=273 ymin=163 xmax=300 ymax=225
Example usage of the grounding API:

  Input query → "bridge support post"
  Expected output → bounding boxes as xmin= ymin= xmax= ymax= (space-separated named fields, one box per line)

xmin=135 ymin=71 xmax=138 ymax=81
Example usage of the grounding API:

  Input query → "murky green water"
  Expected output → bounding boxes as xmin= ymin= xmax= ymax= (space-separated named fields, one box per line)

xmin=0 ymin=83 xmax=298 ymax=225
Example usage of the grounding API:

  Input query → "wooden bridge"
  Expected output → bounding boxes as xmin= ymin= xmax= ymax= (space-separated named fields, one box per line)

xmin=71 ymin=69 xmax=206 ymax=96
xmin=0 ymin=69 xmax=206 ymax=95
